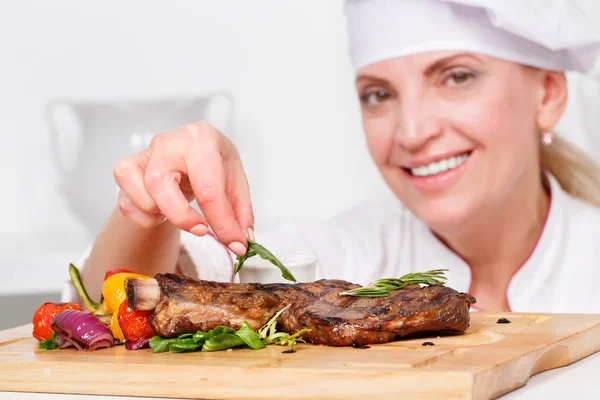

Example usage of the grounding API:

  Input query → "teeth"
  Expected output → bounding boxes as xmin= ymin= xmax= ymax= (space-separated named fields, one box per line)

xmin=410 ymin=153 xmax=469 ymax=177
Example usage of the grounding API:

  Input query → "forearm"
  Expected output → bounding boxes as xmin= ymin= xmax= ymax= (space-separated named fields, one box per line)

xmin=81 ymin=206 xmax=181 ymax=301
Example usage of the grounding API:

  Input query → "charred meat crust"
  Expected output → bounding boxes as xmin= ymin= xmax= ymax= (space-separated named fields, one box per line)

xmin=149 ymin=273 xmax=476 ymax=346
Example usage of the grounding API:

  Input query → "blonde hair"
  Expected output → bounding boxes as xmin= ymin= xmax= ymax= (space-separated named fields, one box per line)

xmin=541 ymin=134 xmax=600 ymax=208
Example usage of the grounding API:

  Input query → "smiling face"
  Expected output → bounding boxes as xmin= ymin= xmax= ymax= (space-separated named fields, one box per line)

xmin=356 ymin=52 xmax=554 ymax=233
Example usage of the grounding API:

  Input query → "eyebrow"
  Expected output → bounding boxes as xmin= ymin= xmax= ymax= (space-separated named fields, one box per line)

xmin=423 ymin=53 xmax=484 ymax=76
xmin=355 ymin=74 xmax=389 ymax=86
xmin=355 ymin=52 xmax=484 ymax=85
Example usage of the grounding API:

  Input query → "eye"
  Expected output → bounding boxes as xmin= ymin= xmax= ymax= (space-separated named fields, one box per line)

xmin=360 ymin=89 xmax=390 ymax=106
xmin=444 ymin=70 xmax=475 ymax=87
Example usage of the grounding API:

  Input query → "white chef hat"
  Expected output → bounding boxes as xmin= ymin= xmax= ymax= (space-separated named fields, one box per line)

xmin=344 ymin=0 xmax=600 ymax=73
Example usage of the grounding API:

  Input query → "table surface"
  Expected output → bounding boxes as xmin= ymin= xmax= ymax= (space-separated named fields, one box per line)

xmin=2 ymin=350 xmax=599 ymax=400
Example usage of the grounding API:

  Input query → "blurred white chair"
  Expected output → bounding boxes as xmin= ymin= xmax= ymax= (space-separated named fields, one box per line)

xmin=46 ymin=92 xmax=236 ymax=237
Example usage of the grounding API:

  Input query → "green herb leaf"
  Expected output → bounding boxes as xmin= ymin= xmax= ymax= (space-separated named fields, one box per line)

xmin=177 ymin=333 xmax=194 ymax=339
xmin=149 ymin=336 xmax=177 ymax=353
xmin=192 ymin=331 xmax=212 ymax=342
xmin=234 ymin=322 xmax=266 ymax=350
xmin=258 ymin=304 xmax=291 ymax=342
xmin=338 ymin=269 xmax=449 ymax=298
xmin=208 ymin=326 xmax=236 ymax=338
xmin=150 ymin=311 xmax=308 ymax=354
xmin=169 ymin=338 xmax=202 ymax=353
xmin=233 ymin=248 xmax=257 ymax=275
xmin=39 ymin=332 xmax=58 ymax=350
xmin=258 ymin=305 xmax=310 ymax=351
xmin=273 ymin=328 xmax=310 ymax=350
xmin=202 ymin=333 xmax=245 ymax=352
xmin=234 ymin=239 xmax=297 ymax=282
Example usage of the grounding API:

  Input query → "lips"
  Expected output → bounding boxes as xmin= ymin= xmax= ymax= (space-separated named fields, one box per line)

xmin=396 ymin=150 xmax=474 ymax=193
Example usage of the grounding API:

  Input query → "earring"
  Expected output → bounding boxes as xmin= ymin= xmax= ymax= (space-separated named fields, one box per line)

xmin=541 ymin=131 xmax=554 ymax=146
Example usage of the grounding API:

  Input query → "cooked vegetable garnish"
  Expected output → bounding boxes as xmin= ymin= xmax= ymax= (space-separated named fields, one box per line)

xmin=51 ymin=310 xmax=114 ymax=351
xmin=117 ymin=300 xmax=155 ymax=344
xmin=38 ymin=332 xmax=59 ymax=350
xmin=105 ymin=269 xmax=134 ymax=280
xmin=234 ymin=239 xmax=297 ymax=282
xmin=110 ymin=310 xmax=125 ymax=343
xmin=338 ymin=269 xmax=449 ymax=297
xmin=69 ymin=264 xmax=150 ymax=316
xmin=32 ymin=302 xmax=83 ymax=341
xmin=102 ymin=272 xmax=150 ymax=314
xmin=69 ymin=264 xmax=101 ymax=313
xmin=150 ymin=305 xmax=309 ymax=353
xmin=125 ymin=336 xmax=151 ymax=350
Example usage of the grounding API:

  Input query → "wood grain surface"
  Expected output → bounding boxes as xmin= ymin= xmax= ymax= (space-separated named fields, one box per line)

xmin=1 ymin=312 xmax=599 ymax=400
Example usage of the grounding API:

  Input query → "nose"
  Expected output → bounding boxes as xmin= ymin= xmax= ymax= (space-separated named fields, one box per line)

xmin=394 ymin=96 xmax=444 ymax=151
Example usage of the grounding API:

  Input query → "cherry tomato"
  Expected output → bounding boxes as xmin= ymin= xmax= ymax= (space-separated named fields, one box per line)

xmin=117 ymin=300 xmax=155 ymax=342
xmin=104 ymin=269 xmax=134 ymax=281
xmin=32 ymin=302 xmax=83 ymax=341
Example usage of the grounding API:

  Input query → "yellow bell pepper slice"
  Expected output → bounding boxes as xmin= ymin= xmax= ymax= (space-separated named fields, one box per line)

xmin=102 ymin=272 xmax=151 ymax=315
xmin=110 ymin=308 xmax=125 ymax=342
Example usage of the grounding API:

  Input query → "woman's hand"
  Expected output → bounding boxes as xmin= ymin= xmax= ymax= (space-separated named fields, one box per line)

xmin=113 ymin=122 xmax=254 ymax=256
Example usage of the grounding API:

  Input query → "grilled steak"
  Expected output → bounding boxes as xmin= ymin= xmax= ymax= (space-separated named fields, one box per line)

xmin=145 ymin=273 xmax=475 ymax=346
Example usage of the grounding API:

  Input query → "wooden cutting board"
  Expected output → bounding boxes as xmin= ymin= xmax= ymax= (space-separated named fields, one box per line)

xmin=1 ymin=312 xmax=599 ymax=400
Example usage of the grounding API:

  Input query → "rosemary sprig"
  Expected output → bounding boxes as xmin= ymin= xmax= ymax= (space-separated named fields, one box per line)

xmin=338 ymin=269 xmax=449 ymax=297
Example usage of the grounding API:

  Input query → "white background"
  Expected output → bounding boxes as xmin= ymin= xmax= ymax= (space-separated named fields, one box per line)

xmin=1 ymin=0 xmax=600 ymax=295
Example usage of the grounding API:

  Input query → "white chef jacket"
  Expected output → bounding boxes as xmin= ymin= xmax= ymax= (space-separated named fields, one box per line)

xmin=62 ymin=172 xmax=600 ymax=314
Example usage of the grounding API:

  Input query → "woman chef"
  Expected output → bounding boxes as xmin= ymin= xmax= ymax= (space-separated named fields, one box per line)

xmin=63 ymin=0 xmax=600 ymax=313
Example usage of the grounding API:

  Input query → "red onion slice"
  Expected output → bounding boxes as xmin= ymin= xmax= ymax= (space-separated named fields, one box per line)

xmin=51 ymin=310 xmax=114 ymax=351
xmin=54 ymin=334 xmax=75 ymax=349
xmin=125 ymin=336 xmax=151 ymax=350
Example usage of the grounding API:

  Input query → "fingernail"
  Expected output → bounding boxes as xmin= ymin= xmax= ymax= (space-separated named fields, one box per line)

xmin=247 ymin=227 xmax=255 ymax=241
xmin=228 ymin=241 xmax=246 ymax=256
xmin=190 ymin=224 xmax=208 ymax=236
xmin=154 ymin=214 xmax=167 ymax=226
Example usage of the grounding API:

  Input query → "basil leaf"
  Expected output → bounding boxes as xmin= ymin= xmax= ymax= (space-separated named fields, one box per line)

xmin=39 ymin=332 xmax=58 ymax=350
xmin=149 ymin=336 xmax=177 ymax=353
xmin=153 ymin=322 xmax=273 ymax=354
xmin=169 ymin=341 xmax=201 ymax=353
xmin=178 ymin=333 xmax=194 ymax=339
xmin=202 ymin=333 xmax=245 ymax=352
xmin=234 ymin=322 xmax=266 ymax=350
xmin=233 ymin=248 xmax=257 ymax=275
xmin=168 ymin=344 xmax=190 ymax=353
xmin=176 ymin=338 xmax=200 ymax=345
xmin=209 ymin=326 xmax=236 ymax=337
xmin=234 ymin=240 xmax=297 ymax=282
xmin=193 ymin=331 xmax=212 ymax=342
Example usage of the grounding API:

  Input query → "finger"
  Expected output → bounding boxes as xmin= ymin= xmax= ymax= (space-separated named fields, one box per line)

xmin=114 ymin=152 xmax=160 ymax=215
xmin=188 ymin=148 xmax=247 ymax=255
xmin=117 ymin=190 xmax=166 ymax=229
xmin=144 ymin=149 xmax=208 ymax=234
xmin=224 ymin=149 xmax=255 ymax=239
